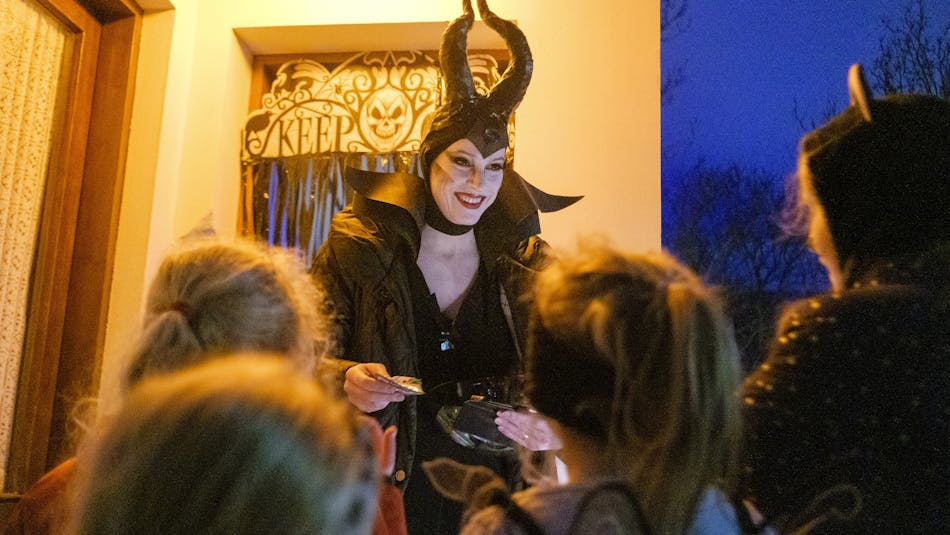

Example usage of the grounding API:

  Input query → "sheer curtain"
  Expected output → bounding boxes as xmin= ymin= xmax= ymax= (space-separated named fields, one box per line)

xmin=0 ymin=0 xmax=68 ymax=484
xmin=241 ymin=151 xmax=423 ymax=269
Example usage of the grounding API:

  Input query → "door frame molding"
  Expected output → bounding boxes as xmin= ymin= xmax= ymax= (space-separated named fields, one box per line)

xmin=7 ymin=0 xmax=142 ymax=493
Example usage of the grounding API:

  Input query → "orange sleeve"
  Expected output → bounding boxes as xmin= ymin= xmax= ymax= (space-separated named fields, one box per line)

xmin=371 ymin=483 xmax=407 ymax=535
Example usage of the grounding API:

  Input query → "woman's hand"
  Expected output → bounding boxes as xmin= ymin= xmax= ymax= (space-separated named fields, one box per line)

xmin=344 ymin=363 xmax=406 ymax=413
xmin=495 ymin=409 xmax=562 ymax=451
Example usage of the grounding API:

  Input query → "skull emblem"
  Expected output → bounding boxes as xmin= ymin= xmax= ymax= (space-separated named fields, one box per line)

xmin=360 ymin=87 xmax=412 ymax=152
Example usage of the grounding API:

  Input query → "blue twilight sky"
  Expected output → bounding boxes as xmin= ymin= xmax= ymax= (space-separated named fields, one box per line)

xmin=661 ymin=0 xmax=945 ymax=179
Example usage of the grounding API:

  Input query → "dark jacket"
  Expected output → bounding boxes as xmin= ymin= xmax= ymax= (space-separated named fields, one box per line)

xmin=739 ymin=251 xmax=950 ymax=533
xmin=311 ymin=172 xmax=551 ymax=488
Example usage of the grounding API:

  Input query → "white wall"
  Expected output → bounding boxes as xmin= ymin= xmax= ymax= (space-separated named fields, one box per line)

xmin=100 ymin=0 xmax=659 ymax=402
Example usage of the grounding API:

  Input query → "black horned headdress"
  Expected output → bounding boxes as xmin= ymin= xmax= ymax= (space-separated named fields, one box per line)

xmin=347 ymin=0 xmax=581 ymax=238
xmin=420 ymin=0 xmax=533 ymax=168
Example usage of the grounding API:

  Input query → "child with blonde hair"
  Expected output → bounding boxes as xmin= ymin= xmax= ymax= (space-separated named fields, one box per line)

xmin=73 ymin=355 xmax=377 ymax=535
xmin=427 ymin=244 xmax=742 ymax=534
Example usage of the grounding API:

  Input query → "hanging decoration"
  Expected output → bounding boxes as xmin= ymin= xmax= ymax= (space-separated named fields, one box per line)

xmin=240 ymin=50 xmax=505 ymax=265
xmin=242 ymin=51 xmax=446 ymax=159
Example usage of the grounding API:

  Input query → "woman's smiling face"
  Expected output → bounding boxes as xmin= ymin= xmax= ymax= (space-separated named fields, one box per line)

xmin=429 ymin=138 xmax=505 ymax=226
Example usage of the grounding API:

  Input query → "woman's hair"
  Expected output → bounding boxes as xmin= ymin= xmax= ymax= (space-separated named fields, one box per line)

xmin=124 ymin=239 xmax=326 ymax=388
xmin=73 ymin=355 xmax=377 ymax=535
xmin=526 ymin=243 xmax=741 ymax=533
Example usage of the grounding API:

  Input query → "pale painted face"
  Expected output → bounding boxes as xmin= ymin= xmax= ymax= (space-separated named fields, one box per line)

xmin=429 ymin=138 xmax=505 ymax=226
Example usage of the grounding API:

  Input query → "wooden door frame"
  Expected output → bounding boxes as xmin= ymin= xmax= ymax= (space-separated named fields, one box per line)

xmin=5 ymin=0 xmax=142 ymax=495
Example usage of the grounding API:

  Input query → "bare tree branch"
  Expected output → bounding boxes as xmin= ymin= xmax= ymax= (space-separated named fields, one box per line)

xmin=792 ymin=96 xmax=841 ymax=132
xmin=663 ymin=163 xmax=827 ymax=367
xmin=661 ymin=0 xmax=690 ymax=104
xmin=869 ymin=0 xmax=950 ymax=99
xmin=661 ymin=0 xmax=690 ymax=42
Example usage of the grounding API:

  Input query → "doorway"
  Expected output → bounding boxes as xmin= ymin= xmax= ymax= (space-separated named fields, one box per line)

xmin=0 ymin=0 xmax=142 ymax=508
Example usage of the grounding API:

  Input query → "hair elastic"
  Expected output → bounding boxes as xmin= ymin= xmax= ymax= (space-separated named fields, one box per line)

xmin=170 ymin=301 xmax=193 ymax=319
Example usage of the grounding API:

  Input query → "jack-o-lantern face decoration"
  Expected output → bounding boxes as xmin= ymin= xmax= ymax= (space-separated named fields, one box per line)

xmin=360 ymin=87 xmax=412 ymax=151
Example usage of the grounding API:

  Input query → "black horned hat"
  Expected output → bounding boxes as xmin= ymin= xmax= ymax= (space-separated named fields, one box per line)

xmin=346 ymin=0 xmax=580 ymax=240
xmin=415 ymin=0 xmax=581 ymax=236
xmin=800 ymin=64 xmax=950 ymax=263
xmin=420 ymin=0 xmax=532 ymax=169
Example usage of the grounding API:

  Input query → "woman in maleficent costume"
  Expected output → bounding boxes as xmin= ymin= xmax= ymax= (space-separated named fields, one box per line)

xmin=311 ymin=1 xmax=580 ymax=533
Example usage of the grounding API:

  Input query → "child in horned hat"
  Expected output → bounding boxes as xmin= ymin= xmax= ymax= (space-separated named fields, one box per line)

xmin=740 ymin=65 xmax=950 ymax=533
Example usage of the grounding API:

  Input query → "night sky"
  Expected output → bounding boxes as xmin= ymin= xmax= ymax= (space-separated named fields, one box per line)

xmin=661 ymin=0 xmax=944 ymax=179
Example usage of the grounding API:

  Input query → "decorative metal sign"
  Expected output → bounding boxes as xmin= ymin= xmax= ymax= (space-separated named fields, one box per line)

xmin=239 ymin=50 xmax=507 ymax=259
xmin=242 ymin=51 xmax=503 ymax=160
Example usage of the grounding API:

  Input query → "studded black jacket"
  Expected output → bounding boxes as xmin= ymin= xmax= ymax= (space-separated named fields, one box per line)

xmin=739 ymin=251 xmax=950 ymax=533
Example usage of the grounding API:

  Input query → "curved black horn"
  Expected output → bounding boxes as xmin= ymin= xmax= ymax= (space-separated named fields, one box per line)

xmin=477 ymin=0 xmax=533 ymax=117
xmin=440 ymin=0 xmax=477 ymax=107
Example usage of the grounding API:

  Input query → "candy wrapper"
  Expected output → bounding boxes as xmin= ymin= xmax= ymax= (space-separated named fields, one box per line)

xmin=375 ymin=374 xmax=425 ymax=395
